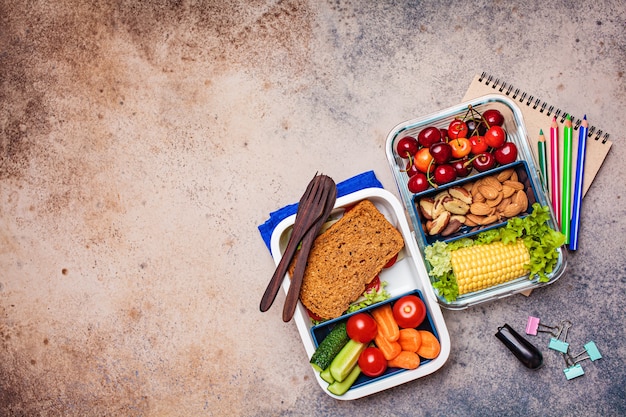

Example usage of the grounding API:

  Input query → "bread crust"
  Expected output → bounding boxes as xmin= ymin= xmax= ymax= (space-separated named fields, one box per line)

xmin=293 ymin=199 xmax=404 ymax=320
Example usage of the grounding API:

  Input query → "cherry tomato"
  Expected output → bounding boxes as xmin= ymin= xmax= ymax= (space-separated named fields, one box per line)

xmin=449 ymin=137 xmax=472 ymax=158
xmin=383 ymin=254 xmax=398 ymax=268
xmin=346 ymin=313 xmax=378 ymax=343
xmin=414 ymin=147 xmax=435 ymax=173
xmin=365 ymin=276 xmax=381 ymax=293
xmin=306 ymin=308 xmax=323 ymax=322
xmin=392 ymin=295 xmax=426 ymax=328
xmin=358 ymin=347 xmax=388 ymax=377
xmin=469 ymin=135 xmax=488 ymax=154
xmin=396 ymin=136 xmax=419 ymax=159
xmin=447 ymin=119 xmax=468 ymax=140
xmin=484 ymin=125 xmax=506 ymax=148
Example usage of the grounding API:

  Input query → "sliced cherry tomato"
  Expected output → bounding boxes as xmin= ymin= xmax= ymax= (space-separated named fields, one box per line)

xmin=383 ymin=254 xmax=398 ymax=268
xmin=358 ymin=347 xmax=388 ymax=377
xmin=447 ymin=119 xmax=468 ymax=140
xmin=484 ymin=125 xmax=507 ymax=148
xmin=365 ymin=276 xmax=381 ymax=293
xmin=346 ymin=313 xmax=378 ymax=343
xmin=392 ymin=295 xmax=426 ymax=329
xmin=449 ymin=137 xmax=472 ymax=158
xmin=306 ymin=308 xmax=323 ymax=322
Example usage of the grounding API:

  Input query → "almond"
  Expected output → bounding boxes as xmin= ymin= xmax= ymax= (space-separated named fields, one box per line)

xmin=510 ymin=171 xmax=519 ymax=182
xmin=472 ymin=191 xmax=486 ymax=203
xmin=471 ymin=179 xmax=483 ymax=196
xmin=482 ymin=214 xmax=499 ymax=225
xmin=503 ymin=202 xmax=523 ymax=218
xmin=503 ymin=180 xmax=525 ymax=191
xmin=513 ymin=190 xmax=528 ymax=212
xmin=496 ymin=168 xmax=515 ymax=182
xmin=483 ymin=176 xmax=503 ymax=191
xmin=419 ymin=198 xmax=435 ymax=220
xmin=470 ymin=202 xmax=493 ymax=216
xmin=466 ymin=213 xmax=487 ymax=225
xmin=502 ymin=184 xmax=516 ymax=198
xmin=478 ymin=184 xmax=499 ymax=200
xmin=496 ymin=197 xmax=512 ymax=212
xmin=449 ymin=186 xmax=473 ymax=204
xmin=443 ymin=198 xmax=470 ymax=215
xmin=486 ymin=192 xmax=503 ymax=207
xmin=428 ymin=211 xmax=450 ymax=235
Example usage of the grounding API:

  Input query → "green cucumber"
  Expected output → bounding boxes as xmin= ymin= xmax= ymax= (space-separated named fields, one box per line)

xmin=329 ymin=339 xmax=367 ymax=382
xmin=328 ymin=365 xmax=361 ymax=396
xmin=310 ymin=322 xmax=349 ymax=372
xmin=320 ymin=366 xmax=335 ymax=384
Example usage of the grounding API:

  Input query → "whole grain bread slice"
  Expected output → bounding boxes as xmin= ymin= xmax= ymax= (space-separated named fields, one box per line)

xmin=293 ymin=199 xmax=404 ymax=320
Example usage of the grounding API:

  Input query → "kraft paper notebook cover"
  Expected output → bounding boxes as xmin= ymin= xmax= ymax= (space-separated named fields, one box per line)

xmin=463 ymin=72 xmax=612 ymax=197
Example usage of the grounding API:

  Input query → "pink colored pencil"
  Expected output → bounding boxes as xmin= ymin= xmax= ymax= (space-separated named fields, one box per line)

xmin=550 ymin=116 xmax=560 ymax=227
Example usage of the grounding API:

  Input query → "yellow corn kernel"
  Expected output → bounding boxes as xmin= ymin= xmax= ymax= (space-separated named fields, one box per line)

xmin=450 ymin=239 xmax=530 ymax=295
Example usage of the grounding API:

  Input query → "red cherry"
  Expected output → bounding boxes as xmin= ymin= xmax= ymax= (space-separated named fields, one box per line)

xmin=452 ymin=158 xmax=473 ymax=177
xmin=448 ymin=119 xmax=469 ymax=139
xmin=396 ymin=136 xmax=419 ymax=159
xmin=429 ymin=142 xmax=453 ymax=164
xmin=407 ymin=172 xmax=429 ymax=193
xmin=483 ymin=109 xmax=505 ymax=127
xmin=472 ymin=152 xmax=496 ymax=172
xmin=434 ymin=164 xmax=457 ymax=185
xmin=417 ymin=126 xmax=442 ymax=148
xmin=494 ymin=142 xmax=518 ymax=165
xmin=469 ymin=135 xmax=488 ymax=154
xmin=405 ymin=160 xmax=421 ymax=177
xmin=484 ymin=126 xmax=506 ymax=148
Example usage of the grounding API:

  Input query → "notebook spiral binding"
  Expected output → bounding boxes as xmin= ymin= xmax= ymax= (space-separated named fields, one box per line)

xmin=479 ymin=72 xmax=609 ymax=143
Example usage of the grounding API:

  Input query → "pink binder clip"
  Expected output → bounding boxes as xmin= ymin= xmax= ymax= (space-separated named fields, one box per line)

xmin=525 ymin=316 xmax=561 ymax=336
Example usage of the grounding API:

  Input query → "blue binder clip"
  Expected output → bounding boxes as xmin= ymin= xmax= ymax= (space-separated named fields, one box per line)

xmin=568 ymin=341 xmax=602 ymax=364
xmin=548 ymin=321 xmax=572 ymax=354
xmin=563 ymin=363 xmax=585 ymax=380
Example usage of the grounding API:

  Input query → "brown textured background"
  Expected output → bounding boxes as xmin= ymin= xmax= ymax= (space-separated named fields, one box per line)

xmin=1 ymin=1 xmax=625 ymax=416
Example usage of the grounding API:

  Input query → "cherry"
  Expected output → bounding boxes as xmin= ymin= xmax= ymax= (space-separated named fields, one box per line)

xmin=469 ymin=135 xmax=488 ymax=154
xmin=452 ymin=158 xmax=473 ymax=177
xmin=484 ymin=125 xmax=507 ymax=148
xmin=440 ymin=128 xmax=449 ymax=142
xmin=407 ymin=172 xmax=429 ymax=193
xmin=466 ymin=118 xmax=487 ymax=137
xmin=494 ymin=142 xmax=518 ymax=165
xmin=434 ymin=164 xmax=457 ymax=185
xmin=430 ymin=142 xmax=453 ymax=164
xmin=482 ymin=109 xmax=505 ymax=127
xmin=405 ymin=160 xmax=421 ymax=177
xmin=417 ymin=126 xmax=442 ymax=148
xmin=414 ymin=147 xmax=435 ymax=173
xmin=448 ymin=119 xmax=468 ymax=140
xmin=472 ymin=152 xmax=496 ymax=172
xmin=396 ymin=136 xmax=419 ymax=159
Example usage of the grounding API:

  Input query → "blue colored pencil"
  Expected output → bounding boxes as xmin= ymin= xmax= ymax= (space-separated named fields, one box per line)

xmin=569 ymin=116 xmax=588 ymax=250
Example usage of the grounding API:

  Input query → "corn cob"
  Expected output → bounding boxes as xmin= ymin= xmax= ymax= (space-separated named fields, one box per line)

xmin=450 ymin=239 xmax=530 ymax=295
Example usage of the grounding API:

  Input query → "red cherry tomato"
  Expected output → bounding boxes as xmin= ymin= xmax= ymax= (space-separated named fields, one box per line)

xmin=306 ymin=308 xmax=323 ymax=322
xmin=358 ymin=347 xmax=388 ymax=377
xmin=365 ymin=276 xmax=381 ymax=293
xmin=449 ymin=137 xmax=472 ymax=158
xmin=484 ymin=126 xmax=507 ymax=148
xmin=447 ymin=119 xmax=469 ymax=140
xmin=383 ymin=254 xmax=398 ymax=268
xmin=346 ymin=313 xmax=378 ymax=343
xmin=469 ymin=135 xmax=488 ymax=154
xmin=392 ymin=295 xmax=426 ymax=329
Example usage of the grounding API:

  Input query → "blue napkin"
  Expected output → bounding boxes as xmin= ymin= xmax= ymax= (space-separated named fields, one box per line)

xmin=258 ymin=170 xmax=384 ymax=254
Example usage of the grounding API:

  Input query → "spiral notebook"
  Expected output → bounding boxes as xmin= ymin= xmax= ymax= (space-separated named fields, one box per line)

xmin=463 ymin=72 xmax=612 ymax=196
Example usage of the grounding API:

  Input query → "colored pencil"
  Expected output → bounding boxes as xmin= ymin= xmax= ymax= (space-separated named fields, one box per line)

xmin=569 ymin=116 xmax=588 ymax=250
xmin=549 ymin=116 xmax=560 ymax=227
xmin=561 ymin=115 xmax=573 ymax=243
xmin=537 ymin=129 xmax=548 ymax=191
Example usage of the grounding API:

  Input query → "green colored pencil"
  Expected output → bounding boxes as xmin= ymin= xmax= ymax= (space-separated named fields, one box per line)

xmin=561 ymin=115 xmax=573 ymax=244
xmin=537 ymin=129 xmax=548 ymax=191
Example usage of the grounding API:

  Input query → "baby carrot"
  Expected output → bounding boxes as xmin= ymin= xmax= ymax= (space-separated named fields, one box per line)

xmin=388 ymin=351 xmax=420 ymax=370
xmin=371 ymin=304 xmax=399 ymax=342
xmin=374 ymin=331 xmax=401 ymax=361
xmin=398 ymin=328 xmax=422 ymax=353
xmin=417 ymin=330 xmax=441 ymax=359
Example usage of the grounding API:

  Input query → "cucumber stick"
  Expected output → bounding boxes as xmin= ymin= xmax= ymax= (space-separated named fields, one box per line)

xmin=328 ymin=365 xmax=361 ymax=396
xmin=310 ymin=322 xmax=350 ymax=372
xmin=320 ymin=367 xmax=335 ymax=384
xmin=329 ymin=339 xmax=367 ymax=382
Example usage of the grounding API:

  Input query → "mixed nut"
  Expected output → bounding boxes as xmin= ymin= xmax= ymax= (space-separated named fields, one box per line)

xmin=418 ymin=168 xmax=529 ymax=236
